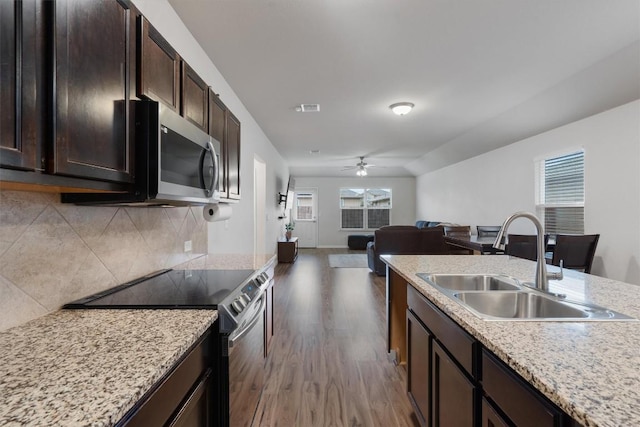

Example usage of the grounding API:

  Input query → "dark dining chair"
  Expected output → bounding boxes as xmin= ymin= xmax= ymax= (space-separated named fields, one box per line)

xmin=550 ymin=234 xmax=600 ymax=274
xmin=476 ymin=226 xmax=501 ymax=237
xmin=506 ymin=234 xmax=548 ymax=262
xmin=443 ymin=225 xmax=471 ymax=237
xmin=443 ymin=225 xmax=472 ymax=254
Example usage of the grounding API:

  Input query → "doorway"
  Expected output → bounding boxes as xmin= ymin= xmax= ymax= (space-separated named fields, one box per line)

xmin=293 ymin=188 xmax=318 ymax=248
xmin=254 ymin=157 xmax=266 ymax=255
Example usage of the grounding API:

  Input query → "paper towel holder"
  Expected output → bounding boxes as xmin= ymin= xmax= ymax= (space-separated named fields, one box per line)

xmin=203 ymin=203 xmax=232 ymax=222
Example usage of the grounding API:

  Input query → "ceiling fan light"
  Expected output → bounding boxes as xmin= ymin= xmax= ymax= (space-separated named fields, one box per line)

xmin=389 ymin=102 xmax=414 ymax=116
xmin=356 ymin=167 xmax=367 ymax=177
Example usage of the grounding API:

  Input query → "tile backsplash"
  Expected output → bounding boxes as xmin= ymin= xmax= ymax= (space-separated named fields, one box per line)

xmin=0 ymin=190 xmax=207 ymax=331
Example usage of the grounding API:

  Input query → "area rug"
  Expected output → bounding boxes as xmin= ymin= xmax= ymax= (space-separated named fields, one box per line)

xmin=328 ymin=254 xmax=369 ymax=268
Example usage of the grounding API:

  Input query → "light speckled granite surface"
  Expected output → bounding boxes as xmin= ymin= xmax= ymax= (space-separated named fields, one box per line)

xmin=382 ymin=254 xmax=640 ymax=427
xmin=0 ymin=253 xmax=275 ymax=426
xmin=177 ymin=253 xmax=276 ymax=271
xmin=0 ymin=309 xmax=217 ymax=426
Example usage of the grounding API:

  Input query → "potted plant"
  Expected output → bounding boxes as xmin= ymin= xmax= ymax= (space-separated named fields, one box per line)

xmin=284 ymin=221 xmax=295 ymax=241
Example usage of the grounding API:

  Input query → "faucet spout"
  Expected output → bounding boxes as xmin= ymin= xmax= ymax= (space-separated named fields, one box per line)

xmin=493 ymin=211 xmax=552 ymax=292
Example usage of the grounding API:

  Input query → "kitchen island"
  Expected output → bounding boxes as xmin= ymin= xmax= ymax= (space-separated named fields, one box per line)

xmin=382 ymin=254 xmax=640 ymax=427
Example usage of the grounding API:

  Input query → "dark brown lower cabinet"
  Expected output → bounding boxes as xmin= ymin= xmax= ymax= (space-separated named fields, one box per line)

xmin=481 ymin=397 xmax=510 ymax=427
xmin=169 ymin=370 xmax=213 ymax=427
xmin=265 ymin=279 xmax=274 ymax=356
xmin=482 ymin=349 xmax=566 ymax=427
xmin=406 ymin=309 xmax=431 ymax=427
xmin=432 ymin=340 xmax=476 ymax=426
xmin=407 ymin=285 xmax=478 ymax=427
xmin=405 ymin=283 xmax=577 ymax=427
xmin=117 ymin=327 xmax=216 ymax=426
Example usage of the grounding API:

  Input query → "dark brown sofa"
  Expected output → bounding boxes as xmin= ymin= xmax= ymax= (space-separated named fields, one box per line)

xmin=366 ymin=225 xmax=450 ymax=276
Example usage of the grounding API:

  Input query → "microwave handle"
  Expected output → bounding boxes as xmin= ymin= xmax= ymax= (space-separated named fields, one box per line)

xmin=201 ymin=140 xmax=219 ymax=197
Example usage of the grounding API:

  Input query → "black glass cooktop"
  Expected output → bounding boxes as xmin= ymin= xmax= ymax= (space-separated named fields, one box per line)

xmin=64 ymin=269 xmax=256 ymax=309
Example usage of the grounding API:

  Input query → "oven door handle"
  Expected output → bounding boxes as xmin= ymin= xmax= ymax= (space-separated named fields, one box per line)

xmin=228 ymin=294 xmax=265 ymax=348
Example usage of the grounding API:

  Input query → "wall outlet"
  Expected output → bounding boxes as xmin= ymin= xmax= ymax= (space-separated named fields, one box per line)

xmin=183 ymin=240 xmax=193 ymax=252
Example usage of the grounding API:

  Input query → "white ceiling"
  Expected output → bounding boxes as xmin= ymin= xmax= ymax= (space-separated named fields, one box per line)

xmin=168 ymin=0 xmax=640 ymax=177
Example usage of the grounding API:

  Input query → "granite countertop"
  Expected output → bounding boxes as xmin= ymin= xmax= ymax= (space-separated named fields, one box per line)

xmin=0 ymin=254 xmax=276 ymax=426
xmin=0 ymin=253 xmax=277 ymax=426
xmin=0 ymin=309 xmax=217 ymax=426
xmin=177 ymin=253 xmax=277 ymax=271
xmin=382 ymin=254 xmax=640 ymax=427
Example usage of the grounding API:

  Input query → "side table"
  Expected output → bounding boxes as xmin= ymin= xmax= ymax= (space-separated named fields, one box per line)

xmin=277 ymin=237 xmax=298 ymax=263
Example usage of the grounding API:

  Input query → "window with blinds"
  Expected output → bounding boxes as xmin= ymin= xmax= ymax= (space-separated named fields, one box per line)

xmin=535 ymin=151 xmax=584 ymax=235
xmin=294 ymin=192 xmax=314 ymax=220
xmin=340 ymin=188 xmax=392 ymax=229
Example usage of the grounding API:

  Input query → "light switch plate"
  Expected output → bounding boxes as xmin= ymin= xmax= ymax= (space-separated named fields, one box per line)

xmin=184 ymin=240 xmax=192 ymax=252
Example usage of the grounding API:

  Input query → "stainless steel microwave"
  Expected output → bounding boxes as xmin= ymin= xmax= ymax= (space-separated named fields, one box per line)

xmin=62 ymin=100 xmax=220 ymax=206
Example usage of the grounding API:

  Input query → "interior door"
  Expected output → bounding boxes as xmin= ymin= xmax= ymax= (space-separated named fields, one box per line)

xmin=293 ymin=188 xmax=318 ymax=248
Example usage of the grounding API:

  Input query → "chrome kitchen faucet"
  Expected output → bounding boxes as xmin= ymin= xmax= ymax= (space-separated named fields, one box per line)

xmin=493 ymin=212 xmax=563 ymax=293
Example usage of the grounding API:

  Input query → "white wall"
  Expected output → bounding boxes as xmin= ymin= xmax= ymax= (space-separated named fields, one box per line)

xmin=132 ymin=0 xmax=289 ymax=256
xmin=416 ymin=100 xmax=640 ymax=284
xmin=294 ymin=177 xmax=416 ymax=247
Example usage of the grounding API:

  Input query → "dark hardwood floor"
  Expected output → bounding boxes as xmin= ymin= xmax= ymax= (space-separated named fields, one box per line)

xmin=253 ymin=248 xmax=419 ymax=426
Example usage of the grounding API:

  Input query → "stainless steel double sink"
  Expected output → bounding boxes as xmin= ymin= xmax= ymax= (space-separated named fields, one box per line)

xmin=416 ymin=273 xmax=635 ymax=321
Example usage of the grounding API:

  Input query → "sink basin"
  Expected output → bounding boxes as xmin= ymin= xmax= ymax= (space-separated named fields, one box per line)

xmin=417 ymin=273 xmax=521 ymax=291
xmin=453 ymin=291 xmax=635 ymax=321
xmin=416 ymin=272 xmax=635 ymax=321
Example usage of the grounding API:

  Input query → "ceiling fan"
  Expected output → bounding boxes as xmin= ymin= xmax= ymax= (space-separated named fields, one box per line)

xmin=341 ymin=156 xmax=377 ymax=176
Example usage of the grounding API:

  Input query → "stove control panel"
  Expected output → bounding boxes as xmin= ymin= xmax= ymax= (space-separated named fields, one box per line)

xmin=230 ymin=277 xmax=265 ymax=315
xmin=218 ymin=263 xmax=274 ymax=333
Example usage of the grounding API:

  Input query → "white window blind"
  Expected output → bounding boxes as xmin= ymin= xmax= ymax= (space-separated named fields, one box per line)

xmin=340 ymin=188 xmax=392 ymax=230
xmin=536 ymin=151 xmax=584 ymax=235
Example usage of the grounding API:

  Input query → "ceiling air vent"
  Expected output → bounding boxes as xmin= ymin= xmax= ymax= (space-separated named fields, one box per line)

xmin=295 ymin=104 xmax=320 ymax=112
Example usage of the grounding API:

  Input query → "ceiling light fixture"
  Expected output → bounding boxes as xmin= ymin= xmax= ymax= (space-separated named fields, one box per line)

xmin=389 ymin=102 xmax=414 ymax=116
xmin=295 ymin=104 xmax=320 ymax=112
xmin=356 ymin=166 xmax=368 ymax=177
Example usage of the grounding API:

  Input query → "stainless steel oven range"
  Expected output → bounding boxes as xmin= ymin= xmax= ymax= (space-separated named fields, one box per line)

xmin=64 ymin=263 xmax=274 ymax=427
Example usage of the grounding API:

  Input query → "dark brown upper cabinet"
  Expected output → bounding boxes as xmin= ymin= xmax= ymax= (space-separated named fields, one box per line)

xmin=208 ymin=89 xmax=226 ymax=144
xmin=0 ymin=0 xmax=44 ymax=172
xmin=138 ymin=15 xmax=180 ymax=112
xmin=139 ymin=17 xmax=209 ymax=136
xmin=225 ymin=110 xmax=241 ymax=200
xmin=208 ymin=90 xmax=241 ymax=201
xmin=208 ymin=90 xmax=227 ymax=196
xmin=53 ymin=0 xmax=137 ymax=184
xmin=181 ymin=62 xmax=208 ymax=133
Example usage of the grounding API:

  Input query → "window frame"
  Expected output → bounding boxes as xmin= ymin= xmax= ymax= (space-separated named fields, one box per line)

xmin=535 ymin=149 xmax=585 ymax=236
xmin=339 ymin=187 xmax=392 ymax=230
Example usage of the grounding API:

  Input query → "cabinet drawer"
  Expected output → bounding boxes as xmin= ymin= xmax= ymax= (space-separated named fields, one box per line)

xmin=482 ymin=350 xmax=563 ymax=427
xmin=407 ymin=285 xmax=477 ymax=376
